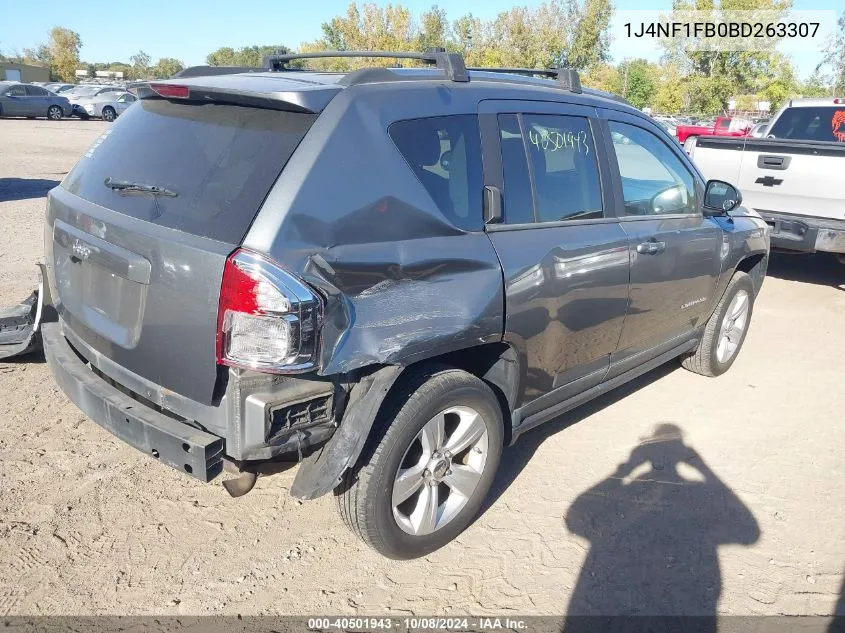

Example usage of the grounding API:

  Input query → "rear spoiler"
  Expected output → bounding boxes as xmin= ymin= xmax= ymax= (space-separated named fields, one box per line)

xmin=128 ymin=81 xmax=339 ymax=114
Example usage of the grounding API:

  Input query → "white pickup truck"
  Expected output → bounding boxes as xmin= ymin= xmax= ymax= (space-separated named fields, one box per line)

xmin=686 ymin=98 xmax=845 ymax=263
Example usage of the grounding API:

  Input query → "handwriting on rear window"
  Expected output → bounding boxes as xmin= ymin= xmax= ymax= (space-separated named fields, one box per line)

xmin=529 ymin=128 xmax=590 ymax=155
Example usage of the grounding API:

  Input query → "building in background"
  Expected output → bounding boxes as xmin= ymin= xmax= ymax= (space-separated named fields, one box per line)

xmin=0 ymin=62 xmax=50 ymax=83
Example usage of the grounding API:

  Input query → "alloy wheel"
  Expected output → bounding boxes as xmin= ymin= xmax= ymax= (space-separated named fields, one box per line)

xmin=392 ymin=406 xmax=489 ymax=536
xmin=716 ymin=289 xmax=749 ymax=363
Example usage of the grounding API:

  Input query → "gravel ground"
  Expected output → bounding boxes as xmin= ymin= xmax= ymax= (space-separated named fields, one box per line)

xmin=0 ymin=118 xmax=843 ymax=617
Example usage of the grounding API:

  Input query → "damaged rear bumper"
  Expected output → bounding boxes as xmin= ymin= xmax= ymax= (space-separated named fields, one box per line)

xmin=42 ymin=321 xmax=226 ymax=481
xmin=0 ymin=285 xmax=45 ymax=360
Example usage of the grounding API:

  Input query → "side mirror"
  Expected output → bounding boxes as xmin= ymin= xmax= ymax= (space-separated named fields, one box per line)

xmin=703 ymin=180 xmax=742 ymax=214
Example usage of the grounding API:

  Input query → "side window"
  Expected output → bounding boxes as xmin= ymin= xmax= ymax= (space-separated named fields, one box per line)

xmin=609 ymin=121 xmax=697 ymax=216
xmin=522 ymin=114 xmax=603 ymax=222
xmin=497 ymin=114 xmax=535 ymax=225
xmin=7 ymin=85 xmax=27 ymax=97
xmin=716 ymin=118 xmax=729 ymax=130
xmin=389 ymin=115 xmax=483 ymax=231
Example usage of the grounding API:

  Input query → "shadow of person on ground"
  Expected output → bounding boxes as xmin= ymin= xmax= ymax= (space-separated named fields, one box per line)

xmin=481 ymin=363 xmax=678 ymax=516
xmin=0 ymin=177 xmax=60 ymax=202
xmin=561 ymin=423 xmax=760 ymax=631
xmin=766 ymin=252 xmax=845 ymax=290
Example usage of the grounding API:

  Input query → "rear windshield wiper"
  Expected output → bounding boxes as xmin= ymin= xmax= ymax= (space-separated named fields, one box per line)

xmin=104 ymin=177 xmax=177 ymax=197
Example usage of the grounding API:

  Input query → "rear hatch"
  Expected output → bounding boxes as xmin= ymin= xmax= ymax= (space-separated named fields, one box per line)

xmin=46 ymin=92 xmax=317 ymax=404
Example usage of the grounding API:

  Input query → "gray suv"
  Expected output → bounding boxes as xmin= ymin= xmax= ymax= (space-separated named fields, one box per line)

xmin=38 ymin=50 xmax=770 ymax=558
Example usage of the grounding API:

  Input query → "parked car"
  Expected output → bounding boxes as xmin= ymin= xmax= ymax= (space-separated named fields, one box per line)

xmin=686 ymin=97 xmax=845 ymax=263
xmin=676 ymin=116 xmax=752 ymax=143
xmin=0 ymin=81 xmax=72 ymax=119
xmin=66 ymin=85 xmax=127 ymax=118
xmin=35 ymin=51 xmax=770 ymax=559
xmin=74 ymin=91 xmax=136 ymax=121
xmin=45 ymin=83 xmax=76 ymax=94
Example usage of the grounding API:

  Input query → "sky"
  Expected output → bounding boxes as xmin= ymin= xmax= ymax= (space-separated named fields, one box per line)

xmin=2 ymin=0 xmax=841 ymax=78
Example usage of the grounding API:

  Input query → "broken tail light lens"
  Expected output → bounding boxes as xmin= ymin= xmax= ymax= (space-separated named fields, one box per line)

xmin=217 ymin=249 xmax=321 ymax=373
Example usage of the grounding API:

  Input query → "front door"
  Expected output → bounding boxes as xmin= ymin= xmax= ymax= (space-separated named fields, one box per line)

xmin=479 ymin=101 xmax=630 ymax=415
xmin=601 ymin=112 xmax=722 ymax=377
xmin=3 ymin=84 xmax=27 ymax=116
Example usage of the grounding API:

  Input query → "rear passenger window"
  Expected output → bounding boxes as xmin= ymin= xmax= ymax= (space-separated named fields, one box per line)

xmin=498 ymin=114 xmax=535 ymax=225
xmin=389 ymin=115 xmax=483 ymax=231
xmin=522 ymin=114 xmax=603 ymax=222
xmin=609 ymin=121 xmax=697 ymax=216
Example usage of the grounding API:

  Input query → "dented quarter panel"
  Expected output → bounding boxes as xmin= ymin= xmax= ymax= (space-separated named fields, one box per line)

xmin=243 ymin=84 xmax=506 ymax=375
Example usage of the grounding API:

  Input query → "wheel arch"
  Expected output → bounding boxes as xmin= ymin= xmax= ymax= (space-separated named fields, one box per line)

xmin=735 ymin=252 xmax=768 ymax=296
xmin=290 ymin=341 xmax=519 ymax=500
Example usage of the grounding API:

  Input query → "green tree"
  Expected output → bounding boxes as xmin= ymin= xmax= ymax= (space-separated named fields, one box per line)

xmin=568 ymin=0 xmax=613 ymax=70
xmin=652 ymin=63 xmax=685 ymax=113
xmin=299 ymin=1 xmax=614 ymax=71
xmin=617 ymin=59 xmax=657 ymax=109
xmin=415 ymin=5 xmax=450 ymax=51
xmin=581 ymin=62 xmax=620 ymax=93
xmin=152 ymin=57 xmax=185 ymax=78
xmin=49 ymin=28 xmax=82 ymax=82
xmin=129 ymin=50 xmax=151 ymax=79
xmin=205 ymin=45 xmax=292 ymax=67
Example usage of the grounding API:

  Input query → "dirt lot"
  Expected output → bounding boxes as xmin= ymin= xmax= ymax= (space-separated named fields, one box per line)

xmin=0 ymin=118 xmax=843 ymax=617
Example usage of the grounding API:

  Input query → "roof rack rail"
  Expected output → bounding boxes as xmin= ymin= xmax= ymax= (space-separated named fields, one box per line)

xmin=466 ymin=66 xmax=582 ymax=93
xmin=263 ymin=48 xmax=469 ymax=82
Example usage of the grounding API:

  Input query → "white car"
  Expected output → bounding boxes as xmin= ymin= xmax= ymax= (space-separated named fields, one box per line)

xmin=75 ymin=91 xmax=136 ymax=122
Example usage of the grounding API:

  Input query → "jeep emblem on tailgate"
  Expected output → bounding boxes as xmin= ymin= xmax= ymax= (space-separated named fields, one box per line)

xmin=71 ymin=240 xmax=92 ymax=262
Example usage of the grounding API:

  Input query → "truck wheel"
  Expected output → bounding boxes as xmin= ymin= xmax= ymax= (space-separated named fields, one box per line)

xmin=336 ymin=365 xmax=503 ymax=559
xmin=682 ymin=271 xmax=754 ymax=377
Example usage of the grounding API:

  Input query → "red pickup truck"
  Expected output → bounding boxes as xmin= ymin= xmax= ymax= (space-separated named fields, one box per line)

xmin=676 ymin=116 xmax=753 ymax=143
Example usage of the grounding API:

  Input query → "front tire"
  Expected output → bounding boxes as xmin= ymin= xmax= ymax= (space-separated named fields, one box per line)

xmin=682 ymin=271 xmax=754 ymax=377
xmin=336 ymin=366 xmax=504 ymax=559
xmin=47 ymin=105 xmax=63 ymax=120
xmin=102 ymin=106 xmax=116 ymax=122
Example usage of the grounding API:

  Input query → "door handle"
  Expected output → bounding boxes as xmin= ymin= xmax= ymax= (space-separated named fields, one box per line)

xmin=636 ymin=240 xmax=666 ymax=255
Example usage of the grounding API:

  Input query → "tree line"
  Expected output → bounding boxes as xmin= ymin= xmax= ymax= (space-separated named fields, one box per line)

xmin=2 ymin=2 xmax=843 ymax=114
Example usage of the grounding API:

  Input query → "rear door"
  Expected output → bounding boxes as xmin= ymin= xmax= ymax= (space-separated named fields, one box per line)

xmin=601 ymin=111 xmax=722 ymax=376
xmin=479 ymin=100 xmax=630 ymax=412
xmin=24 ymin=85 xmax=48 ymax=116
xmin=46 ymin=97 xmax=316 ymax=403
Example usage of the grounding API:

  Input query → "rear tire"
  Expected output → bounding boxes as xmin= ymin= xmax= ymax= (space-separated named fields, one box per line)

xmin=47 ymin=105 xmax=63 ymax=120
xmin=336 ymin=365 xmax=504 ymax=559
xmin=682 ymin=271 xmax=754 ymax=377
xmin=102 ymin=106 xmax=116 ymax=122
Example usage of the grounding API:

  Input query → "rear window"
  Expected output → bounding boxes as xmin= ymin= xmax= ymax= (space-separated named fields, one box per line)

xmin=767 ymin=106 xmax=845 ymax=143
xmin=388 ymin=115 xmax=483 ymax=231
xmin=63 ymin=99 xmax=316 ymax=243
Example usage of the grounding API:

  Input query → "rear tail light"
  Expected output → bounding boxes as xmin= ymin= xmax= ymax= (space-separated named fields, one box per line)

xmin=216 ymin=249 xmax=321 ymax=373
